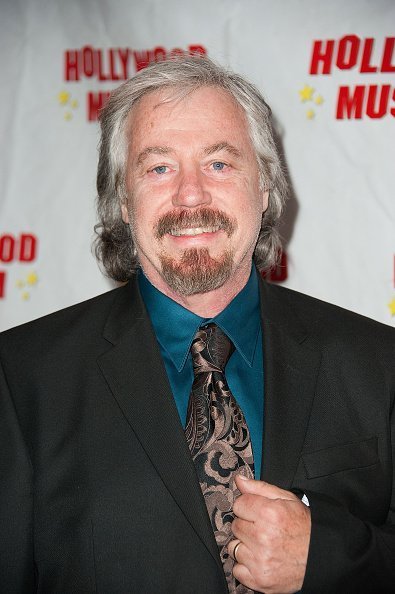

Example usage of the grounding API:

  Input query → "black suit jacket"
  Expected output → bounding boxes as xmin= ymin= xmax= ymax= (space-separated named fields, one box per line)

xmin=0 ymin=275 xmax=394 ymax=593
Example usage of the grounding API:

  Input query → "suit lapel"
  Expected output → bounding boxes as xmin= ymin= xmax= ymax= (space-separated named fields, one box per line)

xmin=258 ymin=279 xmax=321 ymax=489
xmin=97 ymin=279 xmax=225 ymax=578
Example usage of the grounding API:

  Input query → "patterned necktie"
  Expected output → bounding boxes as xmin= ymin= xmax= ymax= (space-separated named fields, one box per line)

xmin=185 ymin=323 xmax=254 ymax=594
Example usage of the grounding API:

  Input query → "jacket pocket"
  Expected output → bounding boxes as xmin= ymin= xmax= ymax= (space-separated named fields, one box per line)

xmin=302 ymin=436 xmax=378 ymax=479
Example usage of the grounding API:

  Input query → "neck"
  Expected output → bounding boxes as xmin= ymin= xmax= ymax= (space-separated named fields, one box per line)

xmin=141 ymin=263 xmax=252 ymax=317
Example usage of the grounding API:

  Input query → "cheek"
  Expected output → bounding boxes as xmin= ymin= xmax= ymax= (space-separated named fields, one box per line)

xmin=129 ymin=201 xmax=158 ymax=243
xmin=232 ymin=200 xmax=264 ymax=247
xmin=238 ymin=194 xmax=264 ymax=225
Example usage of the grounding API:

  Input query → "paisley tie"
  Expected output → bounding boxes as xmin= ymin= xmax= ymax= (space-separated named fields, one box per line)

xmin=185 ymin=323 xmax=254 ymax=594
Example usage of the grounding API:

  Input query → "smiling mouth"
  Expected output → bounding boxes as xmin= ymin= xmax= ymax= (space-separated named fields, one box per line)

xmin=169 ymin=226 xmax=221 ymax=237
xmin=156 ymin=208 xmax=236 ymax=240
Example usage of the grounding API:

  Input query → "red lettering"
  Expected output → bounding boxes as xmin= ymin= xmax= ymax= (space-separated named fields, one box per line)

xmin=0 ymin=234 xmax=38 ymax=263
xmin=19 ymin=234 xmax=37 ymax=262
xmin=64 ymin=50 xmax=80 ymax=81
xmin=170 ymin=48 xmax=185 ymax=59
xmin=336 ymin=35 xmax=360 ymax=70
xmin=310 ymin=36 xmax=395 ymax=74
xmin=0 ymin=235 xmax=15 ymax=263
xmin=309 ymin=39 xmax=335 ymax=74
xmin=366 ymin=85 xmax=391 ymax=118
xmin=188 ymin=44 xmax=207 ymax=57
xmin=154 ymin=46 xmax=167 ymax=62
xmin=133 ymin=50 xmax=153 ymax=72
xmin=82 ymin=45 xmax=96 ymax=77
xmin=391 ymin=88 xmax=395 ymax=116
xmin=118 ymin=48 xmax=130 ymax=79
xmin=336 ymin=85 xmax=365 ymax=119
xmin=0 ymin=271 xmax=5 ymax=298
xmin=337 ymin=85 xmax=395 ymax=119
xmin=87 ymin=91 xmax=111 ymax=122
xmin=109 ymin=50 xmax=120 ymax=80
xmin=96 ymin=51 xmax=109 ymax=81
xmin=360 ymin=38 xmax=378 ymax=73
xmin=66 ymin=45 xmax=207 ymax=79
xmin=382 ymin=37 xmax=395 ymax=72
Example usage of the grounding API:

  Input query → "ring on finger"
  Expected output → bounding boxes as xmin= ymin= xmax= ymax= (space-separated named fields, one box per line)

xmin=233 ymin=541 xmax=242 ymax=563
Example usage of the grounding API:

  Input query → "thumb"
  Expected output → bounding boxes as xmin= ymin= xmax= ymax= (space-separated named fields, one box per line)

xmin=235 ymin=473 xmax=264 ymax=494
xmin=235 ymin=474 xmax=295 ymax=500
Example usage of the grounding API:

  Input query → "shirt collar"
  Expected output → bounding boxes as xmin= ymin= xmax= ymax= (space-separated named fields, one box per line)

xmin=138 ymin=266 xmax=261 ymax=372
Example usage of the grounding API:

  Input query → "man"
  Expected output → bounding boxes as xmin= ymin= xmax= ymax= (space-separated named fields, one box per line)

xmin=0 ymin=56 xmax=394 ymax=594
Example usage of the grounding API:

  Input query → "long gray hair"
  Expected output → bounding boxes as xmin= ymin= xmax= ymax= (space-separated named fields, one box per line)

xmin=94 ymin=56 xmax=288 ymax=281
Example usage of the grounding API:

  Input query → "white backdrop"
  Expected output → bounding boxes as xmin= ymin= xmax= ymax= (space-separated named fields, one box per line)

xmin=1 ymin=0 xmax=394 ymax=331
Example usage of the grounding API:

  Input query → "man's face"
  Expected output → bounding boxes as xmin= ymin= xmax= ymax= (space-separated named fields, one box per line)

xmin=122 ymin=86 xmax=269 ymax=297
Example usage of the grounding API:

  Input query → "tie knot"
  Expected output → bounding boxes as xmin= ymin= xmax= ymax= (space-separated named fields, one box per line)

xmin=190 ymin=323 xmax=234 ymax=374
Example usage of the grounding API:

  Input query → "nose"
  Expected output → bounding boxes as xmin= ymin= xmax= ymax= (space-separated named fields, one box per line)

xmin=172 ymin=169 xmax=212 ymax=208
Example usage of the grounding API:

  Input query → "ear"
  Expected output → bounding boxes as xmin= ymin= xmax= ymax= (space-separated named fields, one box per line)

xmin=262 ymin=189 xmax=269 ymax=212
xmin=121 ymin=202 xmax=130 ymax=224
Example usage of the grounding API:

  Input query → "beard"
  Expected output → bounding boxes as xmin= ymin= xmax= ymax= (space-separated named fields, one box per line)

xmin=160 ymin=246 xmax=234 ymax=296
xmin=155 ymin=207 xmax=237 ymax=296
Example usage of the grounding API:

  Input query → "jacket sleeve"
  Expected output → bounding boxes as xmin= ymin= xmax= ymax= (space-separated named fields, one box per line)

xmin=301 ymin=408 xmax=395 ymax=593
xmin=0 ymin=358 xmax=35 ymax=592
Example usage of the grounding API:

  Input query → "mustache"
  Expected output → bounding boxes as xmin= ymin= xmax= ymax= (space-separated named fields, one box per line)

xmin=155 ymin=208 xmax=236 ymax=239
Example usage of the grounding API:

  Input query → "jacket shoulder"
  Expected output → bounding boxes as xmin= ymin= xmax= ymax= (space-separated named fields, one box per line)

xmin=0 ymin=283 xmax=139 ymax=364
xmin=2 ymin=286 xmax=119 ymax=338
xmin=262 ymin=281 xmax=395 ymax=345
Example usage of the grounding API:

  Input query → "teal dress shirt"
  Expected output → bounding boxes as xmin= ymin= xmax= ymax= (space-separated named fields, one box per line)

xmin=138 ymin=267 xmax=264 ymax=478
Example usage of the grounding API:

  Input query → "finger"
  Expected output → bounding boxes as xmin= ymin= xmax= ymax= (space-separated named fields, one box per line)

xmin=236 ymin=474 xmax=298 ymax=501
xmin=228 ymin=539 xmax=252 ymax=567
xmin=233 ymin=494 xmax=262 ymax=522
xmin=232 ymin=514 xmax=277 ymax=553
xmin=233 ymin=494 xmax=306 ymax=529
xmin=233 ymin=487 xmax=283 ymax=521
xmin=232 ymin=516 xmax=257 ymax=544
xmin=232 ymin=562 xmax=255 ymax=590
xmin=227 ymin=539 xmax=241 ymax=562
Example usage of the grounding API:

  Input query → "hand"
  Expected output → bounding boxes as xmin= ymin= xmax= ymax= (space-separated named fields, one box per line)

xmin=228 ymin=475 xmax=311 ymax=594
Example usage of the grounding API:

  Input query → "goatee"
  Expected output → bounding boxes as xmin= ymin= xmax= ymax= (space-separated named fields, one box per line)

xmin=155 ymin=207 xmax=237 ymax=296
xmin=160 ymin=247 xmax=234 ymax=296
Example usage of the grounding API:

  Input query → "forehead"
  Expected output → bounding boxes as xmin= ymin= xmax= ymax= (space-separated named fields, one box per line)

xmin=125 ymin=86 xmax=252 ymax=151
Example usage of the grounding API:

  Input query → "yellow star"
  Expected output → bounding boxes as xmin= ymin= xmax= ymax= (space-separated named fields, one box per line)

xmin=21 ymin=291 xmax=30 ymax=301
xmin=64 ymin=111 xmax=72 ymax=121
xmin=70 ymin=99 xmax=79 ymax=109
xmin=26 ymin=272 xmax=38 ymax=286
xmin=388 ymin=298 xmax=395 ymax=316
xmin=57 ymin=90 xmax=70 ymax=105
xmin=15 ymin=279 xmax=25 ymax=289
xmin=306 ymin=109 xmax=315 ymax=120
xmin=314 ymin=94 xmax=324 ymax=105
xmin=299 ymin=85 xmax=314 ymax=102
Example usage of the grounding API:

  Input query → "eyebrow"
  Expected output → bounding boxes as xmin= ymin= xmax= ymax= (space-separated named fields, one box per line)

xmin=135 ymin=141 xmax=243 ymax=167
xmin=136 ymin=146 xmax=172 ymax=166
xmin=203 ymin=142 xmax=242 ymax=159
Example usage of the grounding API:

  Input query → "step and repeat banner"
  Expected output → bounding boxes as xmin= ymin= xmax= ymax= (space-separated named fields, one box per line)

xmin=1 ymin=0 xmax=394 ymax=331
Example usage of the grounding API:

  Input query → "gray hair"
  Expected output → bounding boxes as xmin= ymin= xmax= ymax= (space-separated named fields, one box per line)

xmin=94 ymin=56 xmax=288 ymax=281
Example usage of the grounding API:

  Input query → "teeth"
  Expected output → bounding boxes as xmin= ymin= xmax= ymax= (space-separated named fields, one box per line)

xmin=170 ymin=226 xmax=219 ymax=237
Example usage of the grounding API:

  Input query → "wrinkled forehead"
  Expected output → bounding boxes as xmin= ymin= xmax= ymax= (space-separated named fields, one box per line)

xmin=125 ymin=85 xmax=249 ymax=138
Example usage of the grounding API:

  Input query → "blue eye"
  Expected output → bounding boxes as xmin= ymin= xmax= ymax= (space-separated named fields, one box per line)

xmin=212 ymin=162 xmax=226 ymax=171
xmin=152 ymin=165 xmax=168 ymax=174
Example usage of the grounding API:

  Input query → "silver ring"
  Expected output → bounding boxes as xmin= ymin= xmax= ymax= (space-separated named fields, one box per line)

xmin=233 ymin=541 xmax=242 ymax=563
